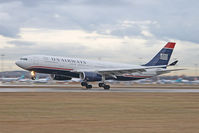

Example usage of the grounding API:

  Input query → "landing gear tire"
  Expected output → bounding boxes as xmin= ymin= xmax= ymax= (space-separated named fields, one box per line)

xmin=99 ymin=82 xmax=110 ymax=90
xmin=104 ymin=85 xmax=110 ymax=90
xmin=31 ymin=76 xmax=36 ymax=80
xmin=81 ymin=82 xmax=88 ymax=87
xmin=98 ymin=83 xmax=104 ymax=87
xmin=86 ymin=84 xmax=92 ymax=89
xmin=81 ymin=82 xmax=92 ymax=89
xmin=31 ymin=71 xmax=36 ymax=80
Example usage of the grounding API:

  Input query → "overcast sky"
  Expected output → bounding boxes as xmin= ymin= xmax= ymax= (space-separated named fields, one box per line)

xmin=0 ymin=0 xmax=199 ymax=75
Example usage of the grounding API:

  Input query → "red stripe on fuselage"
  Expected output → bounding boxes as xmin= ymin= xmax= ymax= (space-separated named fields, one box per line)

xmin=28 ymin=66 xmax=73 ymax=71
xmin=124 ymin=75 xmax=152 ymax=78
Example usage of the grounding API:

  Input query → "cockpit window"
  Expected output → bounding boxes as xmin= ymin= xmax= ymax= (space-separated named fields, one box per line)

xmin=20 ymin=58 xmax=28 ymax=61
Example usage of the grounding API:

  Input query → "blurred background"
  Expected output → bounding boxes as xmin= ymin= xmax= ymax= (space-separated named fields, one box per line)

xmin=0 ymin=0 xmax=198 ymax=84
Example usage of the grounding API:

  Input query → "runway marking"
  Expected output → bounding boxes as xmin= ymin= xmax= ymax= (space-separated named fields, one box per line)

xmin=1 ymin=88 xmax=199 ymax=93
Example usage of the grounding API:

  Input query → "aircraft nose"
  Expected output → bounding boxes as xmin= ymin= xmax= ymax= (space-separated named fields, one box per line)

xmin=15 ymin=57 xmax=30 ymax=70
xmin=15 ymin=60 xmax=20 ymax=66
xmin=15 ymin=60 xmax=24 ymax=68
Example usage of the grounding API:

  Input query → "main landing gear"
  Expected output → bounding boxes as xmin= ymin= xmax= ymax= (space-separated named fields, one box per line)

xmin=81 ymin=82 xmax=111 ymax=90
xmin=81 ymin=82 xmax=92 ymax=89
xmin=98 ymin=83 xmax=110 ymax=90
xmin=99 ymin=75 xmax=110 ymax=90
xmin=81 ymin=75 xmax=111 ymax=90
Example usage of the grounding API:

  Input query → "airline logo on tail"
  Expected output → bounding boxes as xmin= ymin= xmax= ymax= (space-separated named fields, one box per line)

xmin=161 ymin=42 xmax=176 ymax=61
xmin=160 ymin=53 xmax=168 ymax=60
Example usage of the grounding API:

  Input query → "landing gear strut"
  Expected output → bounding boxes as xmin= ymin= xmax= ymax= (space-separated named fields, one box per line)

xmin=99 ymin=75 xmax=111 ymax=90
xmin=81 ymin=82 xmax=92 ymax=89
xmin=31 ymin=71 xmax=36 ymax=80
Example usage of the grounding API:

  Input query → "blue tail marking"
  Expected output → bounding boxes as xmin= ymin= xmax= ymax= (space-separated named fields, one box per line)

xmin=143 ymin=42 xmax=176 ymax=66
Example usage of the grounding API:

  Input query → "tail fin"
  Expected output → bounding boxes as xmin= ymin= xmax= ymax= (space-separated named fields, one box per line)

xmin=143 ymin=42 xmax=176 ymax=66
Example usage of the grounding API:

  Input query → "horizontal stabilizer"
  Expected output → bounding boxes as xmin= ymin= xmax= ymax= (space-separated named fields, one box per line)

xmin=168 ymin=60 xmax=178 ymax=66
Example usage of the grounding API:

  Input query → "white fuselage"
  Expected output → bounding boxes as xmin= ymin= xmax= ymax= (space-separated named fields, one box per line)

xmin=16 ymin=55 xmax=165 ymax=80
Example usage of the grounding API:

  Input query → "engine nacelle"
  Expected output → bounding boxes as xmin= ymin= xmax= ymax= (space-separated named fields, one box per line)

xmin=51 ymin=75 xmax=72 ymax=80
xmin=80 ymin=72 xmax=102 ymax=82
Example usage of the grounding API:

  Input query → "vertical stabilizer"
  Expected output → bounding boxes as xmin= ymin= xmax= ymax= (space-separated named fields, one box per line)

xmin=143 ymin=42 xmax=176 ymax=66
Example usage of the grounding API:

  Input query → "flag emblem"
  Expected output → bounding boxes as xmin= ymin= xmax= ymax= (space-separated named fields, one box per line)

xmin=160 ymin=53 xmax=168 ymax=60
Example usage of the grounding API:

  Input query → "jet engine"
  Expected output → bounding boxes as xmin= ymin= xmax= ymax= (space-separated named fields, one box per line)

xmin=51 ymin=75 xmax=72 ymax=80
xmin=80 ymin=72 xmax=102 ymax=82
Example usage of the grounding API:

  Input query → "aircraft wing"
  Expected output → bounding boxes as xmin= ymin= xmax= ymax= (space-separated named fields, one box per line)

xmin=157 ymin=69 xmax=185 ymax=75
xmin=74 ymin=65 xmax=167 ymax=76
xmin=96 ymin=68 xmax=147 ymax=76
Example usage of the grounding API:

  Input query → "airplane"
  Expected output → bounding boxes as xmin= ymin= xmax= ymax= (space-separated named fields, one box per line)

xmin=175 ymin=78 xmax=191 ymax=84
xmin=0 ymin=75 xmax=25 ymax=83
xmin=157 ymin=79 xmax=176 ymax=84
xmin=15 ymin=42 xmax=182 ymax=90
xmin=157 ymin=78 xmax=189 ymax=84
xmin=192 ymin=80 xmax=199 ymax=84
xmin=18 ymin=76 xmax=51 ymax=84
xmin=32 ymin=77 xmax=51 ymax=84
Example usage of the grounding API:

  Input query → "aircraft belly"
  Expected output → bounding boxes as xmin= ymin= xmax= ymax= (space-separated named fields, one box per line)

xmin=28 ymin=67 xmax=79 ymax=78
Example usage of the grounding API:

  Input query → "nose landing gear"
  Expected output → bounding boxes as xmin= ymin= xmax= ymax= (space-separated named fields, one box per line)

xmin=31 ymin=71 xmax=36 ymax=80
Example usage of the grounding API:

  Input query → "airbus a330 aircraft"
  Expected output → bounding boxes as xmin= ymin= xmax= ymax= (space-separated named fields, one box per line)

xmin=16 ymin=42 xmax=181 ymax=89
xmin=0 ymin=75 xmax=24 ymax=83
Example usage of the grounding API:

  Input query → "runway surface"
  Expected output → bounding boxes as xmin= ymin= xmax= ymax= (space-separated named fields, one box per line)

xmin=1 ymin=87 xmax=199 ymax=92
